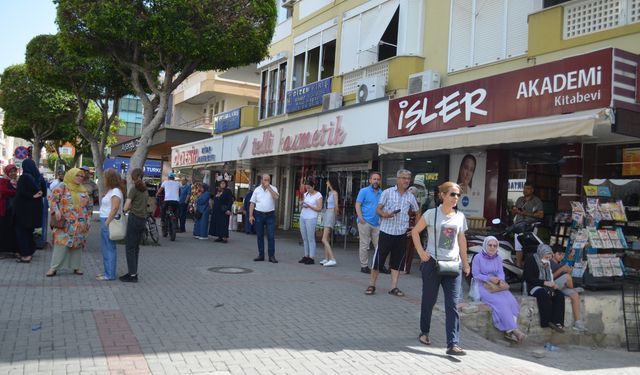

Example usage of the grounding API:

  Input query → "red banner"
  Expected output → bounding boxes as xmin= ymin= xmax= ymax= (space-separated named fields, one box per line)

xmin=388 ymin=49 xmax=613 ymax=138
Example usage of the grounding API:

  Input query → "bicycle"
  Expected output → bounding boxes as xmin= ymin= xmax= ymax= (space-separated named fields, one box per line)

xmin=162 ymin=203 xmax=178 ymax=241
xmin=141 ymin=212 xmax=160 ymax=246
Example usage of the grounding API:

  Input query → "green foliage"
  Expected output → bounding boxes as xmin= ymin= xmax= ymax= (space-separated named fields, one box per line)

xmin=0 ymin=64 xmax=77 ymax=144
xmin=47 ymin=153 xmax=75 ymax=171
xmin=55 ymin=0 xmax=277 ymax=73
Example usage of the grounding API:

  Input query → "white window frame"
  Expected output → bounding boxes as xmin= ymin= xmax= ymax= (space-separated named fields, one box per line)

xmin=259 ymin=61 xmax=287 ymax=120
xmin=292 ymin=19 xmax=337 ymax=88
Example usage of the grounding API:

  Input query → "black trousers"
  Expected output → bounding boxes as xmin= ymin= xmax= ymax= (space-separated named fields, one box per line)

xmin=15 ymin=225 xmax=35 ymax=257
xmin=125 ymin=214 xmax=146 ymax=275
xmin=532 ymin=288 xmax=565 ymax=327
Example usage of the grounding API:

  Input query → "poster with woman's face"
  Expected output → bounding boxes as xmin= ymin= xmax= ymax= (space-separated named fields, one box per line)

xmin=450 ymin=152 xmax=486 ymax=217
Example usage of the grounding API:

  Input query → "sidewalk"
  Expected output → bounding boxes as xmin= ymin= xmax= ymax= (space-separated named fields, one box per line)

xmin=0 ymin=220 xmax=638 ymax=375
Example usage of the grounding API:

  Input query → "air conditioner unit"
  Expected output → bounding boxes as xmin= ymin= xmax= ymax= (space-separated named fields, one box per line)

xmin=322 ymin=92 xmax=343 ymax=111
xmin=281 ymin=0 xmax=296 ymax=8
xmin=407 ymin=70 xmax=441 ymax=95
xmin=356 ymin=76 xmax=386 ymax=104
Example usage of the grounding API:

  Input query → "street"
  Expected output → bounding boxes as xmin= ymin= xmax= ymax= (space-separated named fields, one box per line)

xmin=0 ymin=220 xmax=638 ymax=375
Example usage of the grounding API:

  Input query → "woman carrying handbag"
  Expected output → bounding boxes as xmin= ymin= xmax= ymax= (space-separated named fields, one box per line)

xmin=410 ymin=181 xmax=470 ymax=356
xmin=98 ymin=169 xmax=125 ymax=281
xmin=46 ymin=168 xmax=92 ymax=277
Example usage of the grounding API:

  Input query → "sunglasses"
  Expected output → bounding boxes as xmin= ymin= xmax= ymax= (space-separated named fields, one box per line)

xmin=449 ymin=192 xmax=461 ymax=197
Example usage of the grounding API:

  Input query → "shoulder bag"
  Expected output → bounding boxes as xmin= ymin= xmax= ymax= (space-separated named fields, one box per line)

xmin=50 ymin=183 xmax=67 ymax=229
xmin=433 ymin=208 xmax=461 ymax=277
xmin=108 ymin=195 xmax=127 ymax=240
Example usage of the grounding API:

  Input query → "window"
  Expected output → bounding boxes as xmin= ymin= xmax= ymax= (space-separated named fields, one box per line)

xmin=277 ymin=2 xmax=292 ymax=24
xmin=340 ymin=0 xmax=422 ymax=74
xmin=448 ymin=0 xmax=543 ymax=72
xmin=292 ymin=26 xmax=337 ymax=88
xmin=117 ymin=121 xmax=142 ymax=137
xmin=259 ymin=61 xmax=288 ymax=120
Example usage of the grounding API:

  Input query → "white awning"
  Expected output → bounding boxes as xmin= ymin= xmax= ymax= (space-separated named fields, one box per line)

xmin=378 ymin=108 xmax=613 ymax=155
xmin=358 ymin=0 xmax=399 ymax=52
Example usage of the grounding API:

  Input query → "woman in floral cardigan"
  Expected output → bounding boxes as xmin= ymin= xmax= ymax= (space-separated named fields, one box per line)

xmin=46 ymin=168 xmax=92 ymax=277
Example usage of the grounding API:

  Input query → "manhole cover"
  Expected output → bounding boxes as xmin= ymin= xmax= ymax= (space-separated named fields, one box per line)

xmin=208 ymin=267 xmax=253 ymax=274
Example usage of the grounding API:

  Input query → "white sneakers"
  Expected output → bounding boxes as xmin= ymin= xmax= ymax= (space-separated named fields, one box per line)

xmin=319 ymin=259 xmax=328 ymax=265
xmin=323 ymin=259 xmax=337 ymax=267
xmin=573 ymin=320 xmax=588 ymax=332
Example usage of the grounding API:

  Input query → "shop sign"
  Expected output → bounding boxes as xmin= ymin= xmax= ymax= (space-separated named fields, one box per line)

xmin=286 ymin=78 xmax=332 ymax=113
xmin=121 ymin=138 xmax=140 ymax=152
xmin=508 ymin=179 xmax=527 ymax=192
xmin=251 ymin=116 xmax=347 ymax=156
xmin=213 ymin=108 xmax=241 ymax=134
xmin=103 ymin=157 xmax=161 ymax=177
xmin=388 ymin=49 xmax=614 ymax=138
xmin=171 ymin=139 xmax=220 ymax=168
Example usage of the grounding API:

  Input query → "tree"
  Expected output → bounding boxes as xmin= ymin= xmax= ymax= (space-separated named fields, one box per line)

xmin=55 ymin=0 xmax=277 ymax=184
xmin=26 ymin=34 xmax=130 ymax=195
xmin=0 ymin=64 xmax=76 ymax=165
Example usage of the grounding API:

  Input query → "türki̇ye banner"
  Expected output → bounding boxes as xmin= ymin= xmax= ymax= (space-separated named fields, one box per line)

xmin=388 ymin=49 xmax=614 ymax=138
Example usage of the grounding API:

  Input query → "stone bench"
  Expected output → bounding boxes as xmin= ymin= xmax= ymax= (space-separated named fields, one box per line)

xmin=459 ymin=292 xmax=625 ymax=348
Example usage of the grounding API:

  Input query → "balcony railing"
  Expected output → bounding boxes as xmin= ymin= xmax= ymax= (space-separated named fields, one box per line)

xmin=170 ymin=117 xmax=212 ymax=130
xmin=563 ymin=0 xmax=640 ymax=39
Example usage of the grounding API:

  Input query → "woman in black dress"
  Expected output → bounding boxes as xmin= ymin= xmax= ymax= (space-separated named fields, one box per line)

xmin=14 ymin=159 xmax=44 ymax=263
xmin=209 ymin=180 xmax=234 ymax=243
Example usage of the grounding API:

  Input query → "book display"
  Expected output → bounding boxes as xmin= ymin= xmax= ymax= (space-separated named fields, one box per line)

xmin=555 ymin=185 xmax=632 ymax=289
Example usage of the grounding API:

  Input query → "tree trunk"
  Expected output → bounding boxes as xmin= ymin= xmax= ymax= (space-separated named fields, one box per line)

xmin=90 ymin=141 xmax=106 ymax=199
xmin=32 ymin=136 xmax=43 ymax=167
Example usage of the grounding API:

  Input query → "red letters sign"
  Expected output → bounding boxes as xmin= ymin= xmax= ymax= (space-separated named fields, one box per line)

xmin=388 ymin=48 xmax=614 ymax=138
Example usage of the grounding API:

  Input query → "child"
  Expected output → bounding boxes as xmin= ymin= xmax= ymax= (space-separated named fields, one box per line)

xmin=551 ymin=245 xmax=587 ymax=332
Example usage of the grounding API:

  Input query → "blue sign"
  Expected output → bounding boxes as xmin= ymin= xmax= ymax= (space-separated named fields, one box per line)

xmin=461 ymin=196 xmax=470 ymax=207
xmin=103 ymin=157 xmax=162 ymax=177
xmin=286 ymin=78 xmax=332 ymax=114
xmin=214 ymin=108 xmax=241 ymax=134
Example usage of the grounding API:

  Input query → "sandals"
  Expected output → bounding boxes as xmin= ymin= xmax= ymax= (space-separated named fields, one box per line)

xmin=446 ymin=345 xmax=467 ymax=356
xmin=388 ymin=287 xmax=405 ymax=297
xmin=73 ymin=270 xmax=84 ymax=275
xmin=95 ymin=275 xmax=112 ymax=281
xmin=418 ymin=334 xmax=431 ymax=346
xmin=364 ymin=286 xmax=376 ymax=295
xmin=45 ymin=270 xmax=57 ymax=277
xmin=16 ymin=257 xmax=32 ymax=263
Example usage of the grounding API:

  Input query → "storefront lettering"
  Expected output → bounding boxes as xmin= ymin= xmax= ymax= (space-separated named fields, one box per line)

xmin=173 ymin=148 xmax=199 ymax=167
xmin=516 ymin=66 xmax=602 ymax=99
xmin=196 ymin=145 xmax=215 ymax=164
xmin=121 ymin=139 xmax=140 ymax=152
xmin=554 ymin=90 xmax=601 ymax=106
xmin=397 ymin=89 xmax=487 ymax=132
xmin=279 ymin=116 xmax=346 ymax=152
xmin=252 ymin=131 xmax=274 ymax=155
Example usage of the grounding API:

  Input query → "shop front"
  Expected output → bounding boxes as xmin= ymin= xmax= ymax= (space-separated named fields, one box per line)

xmin=381 ymin=48 xmax=640 ymax=229
xmin=220 ymin=99 xmax=388 ymax=239
xmin=170 ymin=136 xmax=225 ymax=188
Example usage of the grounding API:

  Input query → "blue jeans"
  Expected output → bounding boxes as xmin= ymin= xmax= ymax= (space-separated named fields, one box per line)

xmin=100 ymin=218 xmax=117 ymax=280
xmin=254 ymin=211 xmax=275 ymax=257
xmin=419 ymin=258 xmax=462 ymax=347
xmin=178 ymin=202 xmax=188 ymax=232
xmin=299 ymin=217 xmax=317 ymax=258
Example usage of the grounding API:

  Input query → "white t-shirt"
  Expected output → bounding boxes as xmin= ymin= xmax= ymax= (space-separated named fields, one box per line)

xmin=99 ymin=188 xmax=123 ymax=218
xmin=300 ymin=191 xmax=322 ymax=220
xmin=422 ymin=206 xmax=468 ymax=261
xmin=161 ymin=180 xmax=180 ymax=202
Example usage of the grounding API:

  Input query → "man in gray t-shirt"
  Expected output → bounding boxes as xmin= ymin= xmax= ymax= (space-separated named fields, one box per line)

xmin=511 ymin=182 xmax=543 ymax=266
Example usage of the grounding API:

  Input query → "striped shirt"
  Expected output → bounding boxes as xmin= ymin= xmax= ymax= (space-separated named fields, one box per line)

xmin=378 ymin=186 xmax=419 ymax=235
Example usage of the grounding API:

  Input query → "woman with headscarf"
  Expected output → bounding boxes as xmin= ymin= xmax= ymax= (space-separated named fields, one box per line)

xmin=209 ymin=180 xmax=234 ymax=243
xmin=45 ymin=168 xmax=92 ymax=276
xmin=524 ymin=243 xmax=566 ymax=333
xmin=193 ymin=183 xmax=210 ymax=240
xmin=472 ymin=236 xmax=525 ymax=343
xmin=13 ymin=158 xmax=44 ymax=263
xmin=0 ymin=164 xmax=19 ymax=256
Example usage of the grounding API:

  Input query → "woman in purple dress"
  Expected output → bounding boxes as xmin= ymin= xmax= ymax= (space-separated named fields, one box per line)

xmin=472 ymin=236 xmax=525 ymax=343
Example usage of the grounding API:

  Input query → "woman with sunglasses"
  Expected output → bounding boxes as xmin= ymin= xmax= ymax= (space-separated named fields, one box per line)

xmin=472 ymin=236 xmax=525 ymax=343
xmin=410 ymin=181 xmax=470 ymax=356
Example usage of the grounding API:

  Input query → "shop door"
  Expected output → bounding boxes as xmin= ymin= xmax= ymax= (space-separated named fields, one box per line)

xmin=331 ymin=170 xmax=368 ymax=248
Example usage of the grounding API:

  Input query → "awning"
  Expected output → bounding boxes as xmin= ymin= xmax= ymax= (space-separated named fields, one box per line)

xmin=358 ymin=0 xmax=399 ymax=52
xmin=378 ymin=108 xmax=613 ymax=155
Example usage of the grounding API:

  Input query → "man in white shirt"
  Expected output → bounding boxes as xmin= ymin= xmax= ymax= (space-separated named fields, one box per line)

xmin=156 ymin=172 xmax=181 ymax=237
xmin=249 ymin=174 xmax=279 ymax=263
xmin=49 ymin=169 xmax=65 ymax=192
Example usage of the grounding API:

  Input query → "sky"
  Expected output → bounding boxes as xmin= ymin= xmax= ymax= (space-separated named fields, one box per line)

xmin=0 ymin=0 xmax=58 ymax=73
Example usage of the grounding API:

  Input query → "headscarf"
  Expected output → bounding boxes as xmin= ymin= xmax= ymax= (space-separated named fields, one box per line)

xmin=3 ymin=164 xmax=17 ymax=177
xmin=481 ymin=236 xmax=499 ymax=259
xmin=533 ymin=243 xmax=553 ymax=282
xmin=63 ymin=168 xmax=87 ymax=208
xmin=20 ymin=158 xmax=41 ymax=189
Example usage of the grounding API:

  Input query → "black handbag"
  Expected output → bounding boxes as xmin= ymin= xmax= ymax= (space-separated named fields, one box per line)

xmin=433 ymin=208 xmax=461 ymax=277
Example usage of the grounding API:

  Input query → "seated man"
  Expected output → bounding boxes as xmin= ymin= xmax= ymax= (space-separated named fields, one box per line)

xmin=551 ymin=245 xmax=587 ymax=332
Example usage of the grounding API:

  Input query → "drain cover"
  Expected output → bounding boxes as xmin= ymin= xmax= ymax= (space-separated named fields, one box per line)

xmin=208 ymin=267 xmax=253 ymax=274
